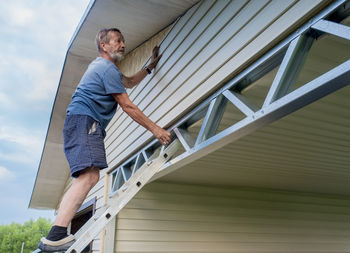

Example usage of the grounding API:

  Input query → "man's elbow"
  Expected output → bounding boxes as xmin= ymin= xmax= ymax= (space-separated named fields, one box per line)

xmin=120 ymin=103 xmax=137 ymax=113
xmin=122 ymin=77 xmax=134 ymax=89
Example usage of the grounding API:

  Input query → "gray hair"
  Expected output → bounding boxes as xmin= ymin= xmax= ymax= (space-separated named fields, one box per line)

xmin=96 ymin=28 xmax=121 ymax=53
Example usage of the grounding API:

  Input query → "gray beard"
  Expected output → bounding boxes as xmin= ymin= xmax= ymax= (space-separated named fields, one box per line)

xmin=109 ymin=51 xmax=124 ymax=62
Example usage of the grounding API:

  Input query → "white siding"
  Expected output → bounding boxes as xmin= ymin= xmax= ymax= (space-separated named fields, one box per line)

xmin=104 ymin=0 xmax=330 ymax=170
xmin=115 ymin=182 xmax=350 ymax=253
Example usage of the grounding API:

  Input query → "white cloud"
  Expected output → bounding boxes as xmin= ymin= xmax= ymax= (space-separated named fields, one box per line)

xmin=0 ymin=166 xmax=15 ymax=182
xmin=17 ymin=58 xmax=59 ymax=101
xmin=0 ymin=0 xmax=90 ymax=104
xmin=0 ymin=125 xmax=44 ymax=165
xmin=0 ymin=92 xmax=14 ymax=108
xmin=0 ymin=125 xmax=43 ymax=152
xmin=10 ymin=5 xmax=36 ymax=27
xmin=0 ymin=151 xmax=35 ymax=165
xmin=0 ymin=2 xmax=36 ymax=28
xmin=0 ymin=56 xmax=59 ymax=104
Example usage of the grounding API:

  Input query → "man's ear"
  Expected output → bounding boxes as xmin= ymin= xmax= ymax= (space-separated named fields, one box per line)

xmin=100 ymin=42 xmax=107 ymax=52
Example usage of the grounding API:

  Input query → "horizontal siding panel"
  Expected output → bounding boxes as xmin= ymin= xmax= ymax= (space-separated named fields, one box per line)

xmin=118 ymin=230 xmax=349 ymax=244
xmin=124 ymin=194 xmax=350 ymax=222
xmin=114 ymin=182 xmax=350 ymax=253
xmin=117 ymin=218 xmax=350 ymax=234
xmin=116 ymin=241 xmax=350 ymax=253
xmin=105 ymin=0 xmax=330 ymax=170
xmin=124 ymin=197 xmax=350 ymax=215
xmin=119 ymin=208 xmax=350 ymax=225
xmin=116 ymin=230 xmax=350 ymax=243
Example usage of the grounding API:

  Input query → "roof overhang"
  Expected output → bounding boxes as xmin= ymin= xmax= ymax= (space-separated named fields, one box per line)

xmin=29 ymin=0 xmax=199 ymax=209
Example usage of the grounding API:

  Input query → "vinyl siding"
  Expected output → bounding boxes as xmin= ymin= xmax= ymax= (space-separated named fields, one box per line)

xmin=114 ymin=181 xmax=350 ymax=253
xmin=104 ymin=0 xmax=331 ymax=171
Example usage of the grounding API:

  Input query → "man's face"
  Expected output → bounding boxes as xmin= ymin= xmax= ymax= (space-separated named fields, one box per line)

xmin=104 ymin=31 xmax=125 ymax=61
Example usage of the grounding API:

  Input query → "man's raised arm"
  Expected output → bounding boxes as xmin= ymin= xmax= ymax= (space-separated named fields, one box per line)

xmin=122 ymin=46 xmax=162 ymax=88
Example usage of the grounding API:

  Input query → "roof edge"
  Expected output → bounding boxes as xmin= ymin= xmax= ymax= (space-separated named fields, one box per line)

xmin=29 ymin=0 xmax=96 ymax=210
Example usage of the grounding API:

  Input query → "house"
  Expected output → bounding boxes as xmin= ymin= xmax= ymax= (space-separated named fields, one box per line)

xmin=30 ymin=0 xmax=350 ymax=252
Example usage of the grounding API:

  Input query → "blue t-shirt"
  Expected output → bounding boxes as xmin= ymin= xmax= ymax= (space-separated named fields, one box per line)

xmin=67 ymin=57 xmax=126 ymax=134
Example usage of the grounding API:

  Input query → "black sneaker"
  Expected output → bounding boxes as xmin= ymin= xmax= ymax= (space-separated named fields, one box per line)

xmin=37 ymin=234 xmax=75 ymax=252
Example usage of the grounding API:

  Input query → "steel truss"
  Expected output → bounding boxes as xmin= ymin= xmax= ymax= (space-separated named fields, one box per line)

xmin=110 ymin=0 xmax=350 ymax=196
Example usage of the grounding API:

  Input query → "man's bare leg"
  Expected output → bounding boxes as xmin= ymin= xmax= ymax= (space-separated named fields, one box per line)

xmin=54 ymin=166 xmax=100 ymax=227
xmin=37 ymin=167 xmax=100 ymax=251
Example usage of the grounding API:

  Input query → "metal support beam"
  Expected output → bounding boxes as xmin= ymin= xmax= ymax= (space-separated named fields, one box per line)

xmin=133 ymin=152 xmax=146 ymax=175
xmin=222 ymin=90 xmax=258 ymax=116
xmin=174 ymin=127 xmax=196 ymax=151
xmin=312 ymin=19 xmax=350 ymax=40
xmin=263 ymin=34 xmax=314 ymax=107
xmin=121 ymin=166 xmax=131 ymax=181
xmin=154 ymin=60 xmax=350 ymax=181
xmin=195 ymin=95 xmax=227 ymax=145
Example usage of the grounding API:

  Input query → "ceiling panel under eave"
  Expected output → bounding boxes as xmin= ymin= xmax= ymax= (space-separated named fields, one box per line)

xmin=29 ymin=0 xmax=199 ymax=209
xmin=69 ymin=0 xmax=199 ymax=61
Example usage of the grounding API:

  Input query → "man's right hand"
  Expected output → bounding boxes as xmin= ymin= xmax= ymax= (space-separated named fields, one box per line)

xmin=152 ymin=126 xmax=171 ymax=146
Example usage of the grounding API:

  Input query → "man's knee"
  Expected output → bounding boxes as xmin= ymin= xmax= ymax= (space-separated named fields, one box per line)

xmin=90 ymin=168 xmax=100 ymax=187
xmin=79 ymin=166 xmax=100 ymax=188
xmin=89 ymin=167 xmax=100 ymax=187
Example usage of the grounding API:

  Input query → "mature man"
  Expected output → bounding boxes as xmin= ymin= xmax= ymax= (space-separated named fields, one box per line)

xmin=38 ymin=28 xmax=171 ymax=252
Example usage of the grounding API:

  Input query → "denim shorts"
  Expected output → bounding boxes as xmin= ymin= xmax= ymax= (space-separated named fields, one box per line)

xmin=63 ymin=114 xmax=108 ymax=178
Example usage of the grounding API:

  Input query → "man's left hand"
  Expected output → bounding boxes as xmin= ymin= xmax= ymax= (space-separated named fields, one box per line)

xmin=147 ymin=46 xmax=162 ymax=70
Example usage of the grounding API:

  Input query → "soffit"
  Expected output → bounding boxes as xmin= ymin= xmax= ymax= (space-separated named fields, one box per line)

xmin=69 ymin=0 xmax=199 ymax=61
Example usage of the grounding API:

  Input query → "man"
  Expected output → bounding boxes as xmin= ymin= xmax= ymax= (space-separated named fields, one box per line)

xmin=38 ymin=28 xmax=171 ymax=252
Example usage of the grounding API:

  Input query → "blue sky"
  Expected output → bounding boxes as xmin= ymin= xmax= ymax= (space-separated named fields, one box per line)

xmin=0 ymin=0 xmax=90 ymax=225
